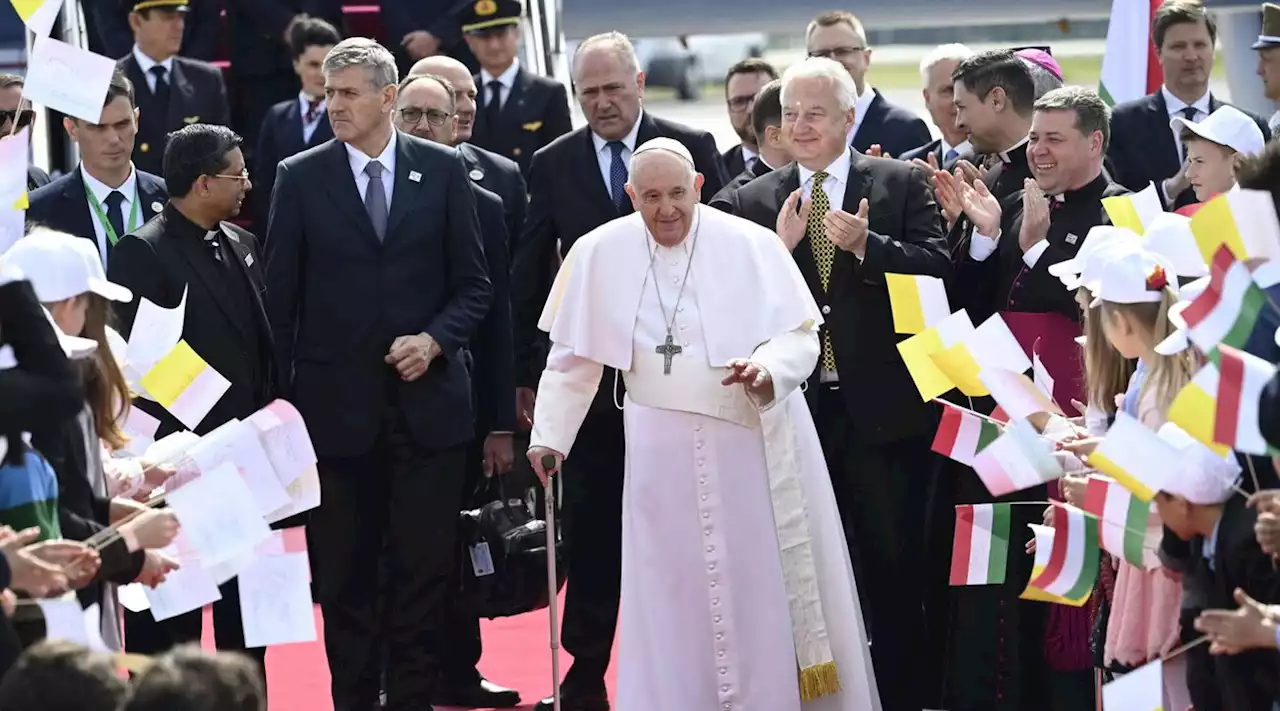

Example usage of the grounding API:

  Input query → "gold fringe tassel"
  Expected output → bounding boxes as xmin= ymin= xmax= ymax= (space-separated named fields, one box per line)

xmin=798 ymin=660 xmax=841 ymax=701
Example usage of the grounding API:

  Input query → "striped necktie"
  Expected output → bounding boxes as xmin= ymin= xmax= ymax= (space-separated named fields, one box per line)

xmin=805 ymin=171 xmax=837 ymax=372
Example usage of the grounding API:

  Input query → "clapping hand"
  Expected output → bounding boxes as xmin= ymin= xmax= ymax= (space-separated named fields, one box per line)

xmin=120 ymin=509 xmax=180 ymax=552
xmin=136 ymin=550 xmax=180 ymax=588
xmin=1019 ymin=179 xmax=1051 ymax=253
xmin=776 ymin=189 xmax=811 ymax=252
xmin=959 ymin=179 xmax=1002 ymax=236
xmin=933 ymin=170 xmax=964 ymax=227
xmin=825 ymin=198 xmax=870 ymax=258
xmin=25 ymin=540 xmax=100 ymax=591
xmin=1196 ymin=588 xmax=1280 ymax=655
xmin=0 ymin=527 xmax=66 ymax=597
xmin=952 ymin=159 xmax=987 ymax=186
xmin=722 ymin=359 xmax=775 ymax=404
xmin=1249 ymin=489 xmax=1280 ymax=556
xmin=866 ymin=144 xmax=893 ymax=159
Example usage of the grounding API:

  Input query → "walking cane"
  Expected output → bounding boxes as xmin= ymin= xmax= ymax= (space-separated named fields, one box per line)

xmin=541 ymin=454 xmax=563 ymax=711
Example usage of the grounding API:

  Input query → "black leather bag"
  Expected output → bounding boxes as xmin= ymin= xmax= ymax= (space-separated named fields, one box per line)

xmin=457 ymin=473 xmax=566 ymax=619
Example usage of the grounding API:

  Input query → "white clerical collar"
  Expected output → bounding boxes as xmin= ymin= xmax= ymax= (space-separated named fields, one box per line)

xmin=346 ymin=129 xmax=398 ymax=173
xmin=592 ymin=112 xmax=643 ymax=156
xmin=998 ymin=135 xmax=1030 ymax=164
xmin=481 ymin=58 xmax=520 ymax=89
xmin=798 ymin=146 xmax=852 ymax=187
xmin=132 ymin=44 xmax=174 ymax=75
xmin=81 ymin=163 xmax=138 ymax=206
xmin=1162 ymin=85 xmax=1211 ymax=116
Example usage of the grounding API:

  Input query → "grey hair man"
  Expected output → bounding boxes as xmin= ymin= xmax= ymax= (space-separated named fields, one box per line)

xmin=900 ymin=43 xmax=974 ymax=169
xmin=264 ymin=32 xmax=493 ymax=711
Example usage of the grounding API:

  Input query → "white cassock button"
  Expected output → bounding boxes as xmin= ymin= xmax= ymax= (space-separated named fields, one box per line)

xmin=696 ymin=424 xmax=703 ymax=432
xmin=710 ymin=581 xmax=718 ymax=588
xmin=716 ymin=633 xmax=724 ymax=640
xmin=672 ymin=276 xmax=679 ymax=284
xmin=697 ymin=458 xmax=705 ymax=466
xmin=719 ymin=668 xmax=727 ymax=675
xmin=680 ymin=324 xmax=687 ymax=331
xmin=714 ymin=615 xmax=722 ymax=623
xmin=712 ymin=597 xmax=720 ymax=605
xmin=706 ymin=545 xmax=714 ymax=553
xmin=703 ymin=511 xmax=710 ymax=519
xmin=704 ymin=526 xmax=712 ymax=536
xmin=701 ymin=494 xmax=708 ymax=502
xmin=699 ymin=477 xmax=707 ymax=485
xmin=717 ymin=650 xmax=725 ymax=658
xmin=696 ymin=442 xmax=704 ymax=450
xmin=821 ymin=304 xmax=831 ymax=315
xmin=708 ymin=563 xmax=716 ymax=571
xmin=721 ymin=685 xmax=730 ymax=692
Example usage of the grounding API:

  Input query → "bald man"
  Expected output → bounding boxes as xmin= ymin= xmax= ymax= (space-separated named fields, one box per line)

xmin=410 ymin=55 xmax=527 ymax=254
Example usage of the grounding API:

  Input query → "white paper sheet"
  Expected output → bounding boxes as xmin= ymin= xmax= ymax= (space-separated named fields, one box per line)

xmin=0 ymin=205 xmax=25 ymax=254
xmin=144 ymin=558 xmax=222 ymax=621
xmin=164 ymin=461 xmax=270 ymax=566
xmin=246 ymin=400 xmax=318 ymax=487
xmin=127 ymin=288 xmax=187 ymax=378
xmin=36 ymin=599 xmax=107 ymax=651
xmin=238 ymin=552 xmax=315 ymax=648
xmin=167 ymin=364 xmax=231 ymax=431
xmin=0 ymin=128 xmax=30 ymax=207
xmin=264 ymin=464 xmax=321 ymax=525
xmin=23 ymin=36 xmax=116 ymax=123
xmin=117 ymin=583 xmax=150 ymax=613
xmin=1101 ymin=658 xmax=1162 ymax=711
xmin=188 ymin=419 xmax=291 ymax=516
xmin=119 ymin=405 xmax=162 ymax=458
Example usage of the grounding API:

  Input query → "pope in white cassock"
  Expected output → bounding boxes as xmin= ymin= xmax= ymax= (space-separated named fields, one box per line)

xmin=527 ymin=137 xmax=880 ymax=711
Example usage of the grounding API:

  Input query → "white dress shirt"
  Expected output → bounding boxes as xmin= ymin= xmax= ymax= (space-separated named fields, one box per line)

xmin=1270 ymin=110 xmax=1280 ymax=136
xmin=740 ymin=144 xmax=758 ymax=168
xmin=845 ymin=85 xmax=878 ymax=145
xmin=346 ymin=130 xmax=398 ymax=204
xmin=592 ymin=115 xmax=643 ymax=197
xmin=480 ymin=59 xmax=521 ymax=112
xmin=81 ymin=164 xmax=139 ymax=265
xmin=1162 ymin=85 xmax=1211 ymax=203
xmin=298 ymin=91 xmax=327 ymax=144
xmin=132 ymin=45 xmax=175 ymax=93
xmin=940 ymin=138 xmax=971 ymax=163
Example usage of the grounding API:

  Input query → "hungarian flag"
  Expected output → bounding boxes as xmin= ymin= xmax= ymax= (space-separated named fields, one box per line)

xmin=1083 ymin=476 xmax=1160 ymax=570
xmin=1169 ymin=345 xmax=1278 ymax=456
xmin=950 ymin=504 xmax=1012 ymax=586
xmin=932 ymin=404 xmax=1000 ymax=466
xmin=1022 ymin=523 xmax=1091 ymax=606
xmin=1179 ymin=246 xmax=1266 ymax=356
xmin=1029 ymin=503 xmax=1100 ymax=601
xmin=971 ymin=418 xmax=1063 ymax=497
xmin=1098 ymin=0 xmax=1163 ymax=106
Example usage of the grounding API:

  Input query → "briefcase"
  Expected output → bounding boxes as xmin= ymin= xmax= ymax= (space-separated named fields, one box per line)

xmin=458 ymin=473 xmax=566 ymax=619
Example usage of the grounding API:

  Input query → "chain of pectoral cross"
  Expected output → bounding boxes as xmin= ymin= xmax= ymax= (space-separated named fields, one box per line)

xmin=644 ymin=215 xmax=702 ymax=375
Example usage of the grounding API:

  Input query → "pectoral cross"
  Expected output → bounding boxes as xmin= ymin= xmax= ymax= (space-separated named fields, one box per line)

xmin=655 ymin=333 xmax=683 ymax=375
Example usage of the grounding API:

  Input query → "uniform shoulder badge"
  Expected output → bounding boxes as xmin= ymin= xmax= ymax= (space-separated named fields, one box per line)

xmin=475 ymin=0 xmax=497 ymax=16
xmin=183 ymin=116 xmax=200 ymax=124
xmin=522 ymin=121 xmax=543 ymax=132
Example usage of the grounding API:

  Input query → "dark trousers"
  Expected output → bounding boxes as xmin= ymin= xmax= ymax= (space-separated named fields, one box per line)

xmin=557 ymin=402 xmax=625 ymax=692
xmin=816 ymin=385 xmax=930 ymax=711
xmin=311 ymin=404 xmax=466 ymax=711
xmin=123 ymin=582 xmax=267 ymax=683
xmin=439 ymin=436 xmax=490 ymax=688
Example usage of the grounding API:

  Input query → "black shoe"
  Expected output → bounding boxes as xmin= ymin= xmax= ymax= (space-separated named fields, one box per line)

xmin=533 ymin=689 xmax=610 ymax=711
xmin=432 ymin=678 xmax=521 ymax=708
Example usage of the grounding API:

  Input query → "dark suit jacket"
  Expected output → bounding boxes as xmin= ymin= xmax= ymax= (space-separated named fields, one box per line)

xmin=25 ymin=165 xmax=50 ymax=192
xmin=1200 ymin=496 xmax=1280 ymax=710
xmin=265 ymin=133 xmax=492 ymax=457
xmin=459 ymin=142 xmax=527 ymax=255
xmin=118 ymin=54 xmax=231 ymax=176
xmin=89 ymin=0 xmax=222 ymax=61
xmin=469 ymin=184 xmax=515 ymax=436
xmin=253 ymin=97 xmax=334 ymax=225
xmin=722 ymin=143 xmax=748 ymax=178
xmin=1108 ymin=91 xmax=1271 ymax=210
xmin=851 ymin=92 xmax=933 ymax=159
xmin=709 ymin=157 xmax=773 ymax=211
xmin=471 ymin=67 xmax=573 ymax=178
xmin=899 ymin=138 xmax=970 ymax=170
xmin=107 ymin=205 xmax=277 ymax=440
xmin=725 ymin=154 xmax=949 ymax=444
xmin=379 ymin=0 xmax=477 ymax=73
xmin=510 ymin=112 xmax=727 ymax=388
xmin=224 ymin=0 xmax=345 ymax=80
xmin=25 ymin=167 xmax=168 ymax=264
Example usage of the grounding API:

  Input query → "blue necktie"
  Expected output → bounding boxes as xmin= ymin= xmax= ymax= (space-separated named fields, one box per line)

xmin=944 ymin=148 xmax=958 ymax=164
xmin=608 ymin=141 xmax=628 ymax=211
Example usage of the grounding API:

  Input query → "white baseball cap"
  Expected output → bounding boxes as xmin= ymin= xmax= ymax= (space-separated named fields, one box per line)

xmin=1154 ymin=276 xmax=1210 ymax=355
xmin=1156 ymin=422 xmax=1240 ymax=504
xmin=1170 ymin=105 xmax=1266 ymax=157
xmin=1048 ymin=225 xmax=1142 ymax=286
xmin=1086 ymin=248 xmax=1177 ymax=308
xmin=1063 ymin=239 xmax=1144 ymax=293
xmin=2 ymin=229 xmax=133 ymax=304
xmin=1141 ymin=212 xmax=1208 ymax=278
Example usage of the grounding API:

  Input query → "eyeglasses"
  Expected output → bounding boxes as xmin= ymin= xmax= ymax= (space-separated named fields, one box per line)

xmin=726 ymin=95 xmax=755 ymax=111
xmin=807 ymin=46 xmax=866 ymax=61
xmin=0 ymin=109 xmax=34 ymax=130
xmin=398 ymin=107 xmax=452 ymax=127
xmin=211 ymin=170 xmax=250 ymax=183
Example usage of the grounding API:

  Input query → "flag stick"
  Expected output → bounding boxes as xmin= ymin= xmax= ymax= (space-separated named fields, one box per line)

xmin=1162 ymin=635 xmax=1208 ymax=661
xmin=1246 ymin=457 xmax=1263 ymax=496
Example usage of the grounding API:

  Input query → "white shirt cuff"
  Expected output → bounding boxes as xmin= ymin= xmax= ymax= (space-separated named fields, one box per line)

xmin=1022 ymin=239 xmax=1050 ymax=267
xmin=968 ymin=227 xmax=999 ymax=261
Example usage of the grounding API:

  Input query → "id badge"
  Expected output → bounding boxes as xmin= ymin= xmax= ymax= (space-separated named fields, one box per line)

xmin=469 ymin=541 xmax=495 ymax=577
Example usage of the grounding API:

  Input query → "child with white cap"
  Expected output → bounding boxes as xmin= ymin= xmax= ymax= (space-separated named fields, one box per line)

xmin=1153 ymin=425 xmax=1280 ymax=709
xmin=1170 ymin=105 xmax=1267 ymax=207
xmin=2 ymin=228 xmax=181 ymax=651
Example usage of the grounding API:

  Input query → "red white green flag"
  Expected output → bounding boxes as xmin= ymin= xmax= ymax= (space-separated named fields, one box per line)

xmin=1178 ymin=246 xmax=1266 ymax=355
xmin=950 ymin=503 xmax=1012 ymax=586
xmin=1083 ymin=476 xmax=1159 ymax=570
xmin=932 ymin=404 xmax=1001 ymax=467
xmin=1029 ymin=503 xmax=1100 ymax=600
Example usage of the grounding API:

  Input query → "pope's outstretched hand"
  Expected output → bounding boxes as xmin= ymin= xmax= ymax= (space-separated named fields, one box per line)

xmin=722 ymin=359 xmax=775 ymax=404
xmin=528 ymin=446 xmax=564 ymax=486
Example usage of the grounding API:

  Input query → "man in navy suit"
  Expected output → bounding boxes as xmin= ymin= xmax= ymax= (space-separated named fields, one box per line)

xmin=116 ymin=0 xmax=231 ymax=177
xmin=380 ymin=0 xmax=478 ymax=77
xmin=1109 ymin=0 xmax=1270 ymax=210
xmin=252 ymin=16 xmax=341 ymax=228
xmin=411 ymin=54 xmax=528 ymax=253
xmin=720 ymin=58 xmax=778 ymax=178
xmin=804 ymin=10 xmax=931 ymax=158
xmin=510 ymin=31 xmax=726 ymax=711
xmin=461 ymin=0 xmax=573 ymax=178
xmin=89 ymin=0 xmax=221 ymax=62
xmin=27 ymin=71 xmax=168 ymax=267
xmin=393 ymin=69 xmax=522 ymax=710
xmin=264 ymin=38 xmax=491 ymax=711
xmin=899 ymin=43 xmax=974 ymax=170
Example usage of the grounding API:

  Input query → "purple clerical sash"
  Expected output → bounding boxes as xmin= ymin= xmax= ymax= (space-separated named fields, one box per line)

xmin=999 ymin=311 xmax=1084 ymax=418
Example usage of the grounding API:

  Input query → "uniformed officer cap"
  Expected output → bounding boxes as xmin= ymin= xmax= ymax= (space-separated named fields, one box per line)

xmin=132 ymin=0 xmax=188 ymax=12
xmin=459 ymin=0 xmax=523 ymax=34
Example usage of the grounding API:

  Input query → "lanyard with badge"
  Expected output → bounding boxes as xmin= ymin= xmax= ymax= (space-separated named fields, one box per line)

xmin=83 ymin=181 xmax=141 ymax=246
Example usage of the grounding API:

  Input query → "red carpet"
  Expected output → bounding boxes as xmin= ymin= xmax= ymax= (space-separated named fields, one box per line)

xmin=203 ymin=597 xmax=618 ymax=711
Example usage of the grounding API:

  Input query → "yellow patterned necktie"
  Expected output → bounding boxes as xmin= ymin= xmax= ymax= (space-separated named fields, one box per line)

xmin=805 ymin=171 xmax=837 ymax=372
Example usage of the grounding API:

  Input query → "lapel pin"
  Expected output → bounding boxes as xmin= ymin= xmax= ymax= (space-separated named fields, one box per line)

xmin=409 ymin=171 xmax=422 ymax=183
xmin=469 ymin=168 xmax=485 ymax=181
xmin=1065 ymin=233 xmax=1079 ymax=245
xmin=245 ymin=253 xmax=254 ymax=267
xmin=150 ymin=201 xmax=163 ymax=213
